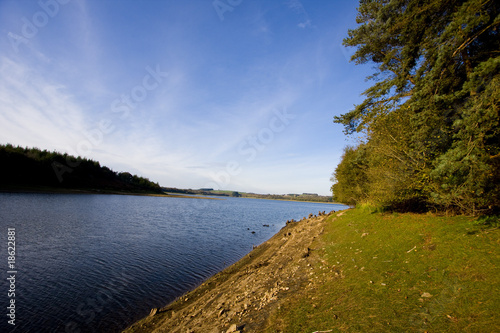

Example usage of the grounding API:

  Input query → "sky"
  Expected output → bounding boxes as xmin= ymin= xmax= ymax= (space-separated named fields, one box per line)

xmin=0 ymin=0 xmax=373 ymax=196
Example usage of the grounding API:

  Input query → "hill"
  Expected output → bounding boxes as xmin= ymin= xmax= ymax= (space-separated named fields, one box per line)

xmin=0 ymin=144 xmax=163 ymax=194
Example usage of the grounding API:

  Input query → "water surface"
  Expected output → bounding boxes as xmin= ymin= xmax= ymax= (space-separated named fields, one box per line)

xmin=0 ymin=193 xmax=347 ymax=332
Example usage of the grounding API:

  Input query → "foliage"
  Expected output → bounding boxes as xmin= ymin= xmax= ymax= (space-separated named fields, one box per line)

xmin=0 ymin=144 xmax=162 ymax=194
xmin=331 ymin=145 xmax=369 ymax=206
xmin=332 ymin=0 xmax=500 ymax=215
xmin=474 ymin=214 xmax=500 ymax=228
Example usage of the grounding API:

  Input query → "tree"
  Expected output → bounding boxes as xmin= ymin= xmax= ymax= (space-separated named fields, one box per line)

xmin=430 ymin=57 xmax=500 ymax=214
xmin=333 ymin=0 xmax=500 ymax=214
xmin=331 ymin=145 xmax=370 ymax=206
xmin=366 ymin=107 xmax=432 ymax=211
xmin=0 ymin=144 xmax=163 ymax=194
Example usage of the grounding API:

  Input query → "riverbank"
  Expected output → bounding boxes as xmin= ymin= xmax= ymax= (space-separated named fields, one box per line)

xmin=123 ymin=210 xmax=339 ymax=333
xmin=123 ymin=208 xmax=499 ymax=333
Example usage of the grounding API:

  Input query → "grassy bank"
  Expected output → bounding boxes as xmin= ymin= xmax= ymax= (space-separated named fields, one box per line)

xmin=267 ymin=208 xmax=500 ymax=332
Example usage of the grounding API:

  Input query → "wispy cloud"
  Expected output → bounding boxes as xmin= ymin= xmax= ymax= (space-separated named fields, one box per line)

xmin=286 ymin=0 xmax=311 ymax=28
xmin=298 ymin=20 xmax=311 ymax=29
xmin=0 ymin=57 xmax=87 ymax=152
xmin=0 ymin=1 xmax=364 ymax=195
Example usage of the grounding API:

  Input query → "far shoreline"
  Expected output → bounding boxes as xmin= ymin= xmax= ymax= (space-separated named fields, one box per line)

xmin=0 ymin=186 xmax=341 ymax=204
xmin=0 ymin=186 xmax=222 ymax=200
xmin=240 ymin=195 xmax=344 ymax=205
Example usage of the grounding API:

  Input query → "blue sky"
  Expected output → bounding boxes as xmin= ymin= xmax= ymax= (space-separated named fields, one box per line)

xmin=0 ymin=0 xmax=372 ymax=196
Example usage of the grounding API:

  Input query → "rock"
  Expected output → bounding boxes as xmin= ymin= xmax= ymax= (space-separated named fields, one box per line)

xmin=421 ymin=292 xmax=432 ymax=298
xmin=226 ymin=324 xmax=237 ymax=332
xmin=149 ymin=308 xmax=157 ymax=316
xmin=361 ymin=232 xmax=369 ymax=237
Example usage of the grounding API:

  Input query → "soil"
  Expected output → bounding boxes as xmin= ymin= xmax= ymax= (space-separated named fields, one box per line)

xmin=123 ymin=210 xmax=345 ymax=333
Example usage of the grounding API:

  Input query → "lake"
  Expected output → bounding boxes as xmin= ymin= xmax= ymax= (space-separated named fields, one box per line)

xmin=0 ymin=193 xmax=347 ymax=332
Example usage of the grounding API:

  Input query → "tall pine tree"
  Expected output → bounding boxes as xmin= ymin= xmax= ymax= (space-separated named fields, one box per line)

xmin=333 ymin=0 xmax=499 ymax=214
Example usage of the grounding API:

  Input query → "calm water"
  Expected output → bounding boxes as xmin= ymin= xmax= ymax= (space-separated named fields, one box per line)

xmin=0 ymin=193 xmax=347 ymax=333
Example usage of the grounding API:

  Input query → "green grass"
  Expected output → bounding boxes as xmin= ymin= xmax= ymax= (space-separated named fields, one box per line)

xmin=267 ymin=208 xmax=500 ymax=332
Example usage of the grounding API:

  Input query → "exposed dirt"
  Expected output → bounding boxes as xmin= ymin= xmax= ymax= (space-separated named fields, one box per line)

xmin=122 ymin=210 xmax=345 ymax=333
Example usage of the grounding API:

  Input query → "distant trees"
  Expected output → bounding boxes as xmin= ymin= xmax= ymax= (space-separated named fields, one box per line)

xmin=242 ymin=192 xmax=334 ymax=203
xmin=332 ymin=0 xmax=499 ymax=215
xmin=0 ymin=144 xmax=162 ymax=194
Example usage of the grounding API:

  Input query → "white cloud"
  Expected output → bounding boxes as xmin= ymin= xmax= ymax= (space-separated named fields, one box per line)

xmin=286 ymin=0 xmax=311 ymax=29
xmin=0 ymin=1 xmax=359 ymax=195
xmin=298 ymin=19 xmax=311 ymax=29
xmin=0 ymin=57 xmax=88 ymax=152
xmin=286 ymin=0 xmax=305 ymax=13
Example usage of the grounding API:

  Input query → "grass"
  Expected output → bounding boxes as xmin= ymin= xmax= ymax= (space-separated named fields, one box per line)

xmin=266 ymin=208 xmax=500 ymax=332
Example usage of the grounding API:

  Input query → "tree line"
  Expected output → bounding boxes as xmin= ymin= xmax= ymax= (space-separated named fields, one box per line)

xmin=163 ymin=188 xmax=335 ymax=202
xmin=241 ymin=192 xmax=334 ymax=203
xmin=331 ymin=0 xmax=499 ymax=215
xmin=0 ymin=144 xmax=163 ymax=194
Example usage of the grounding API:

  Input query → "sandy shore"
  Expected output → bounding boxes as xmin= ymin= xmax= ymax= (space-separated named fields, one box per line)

xmin=123 ymin=209 xmax=343 ymax=333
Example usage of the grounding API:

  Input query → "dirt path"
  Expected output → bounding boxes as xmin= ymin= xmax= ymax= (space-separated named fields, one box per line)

xmin=123 ymin=210 xmax=343 ymax=333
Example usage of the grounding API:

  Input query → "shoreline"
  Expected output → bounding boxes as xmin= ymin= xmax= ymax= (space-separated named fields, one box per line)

xmin=122 ymin=209 xmax=342 ymax=333
xmin=0 ymin=186 xmax=336 ymax=204
xmin=0 ymin=187 xmax=222 ymax=200
xmin=240 ymin=196 xmax=343 ymax=205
